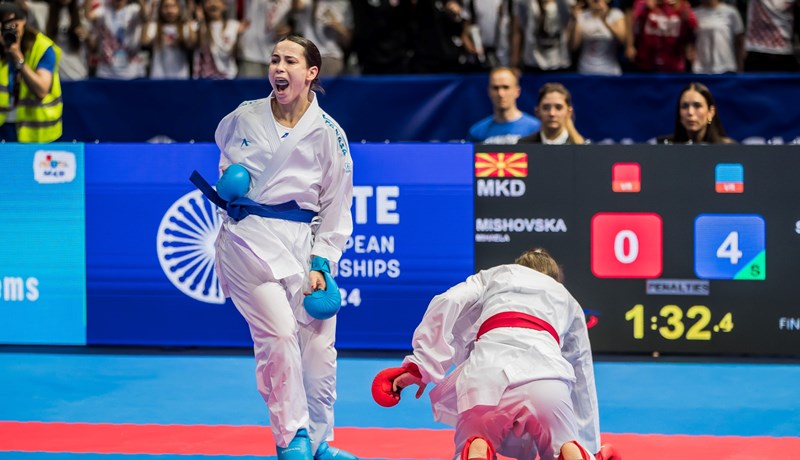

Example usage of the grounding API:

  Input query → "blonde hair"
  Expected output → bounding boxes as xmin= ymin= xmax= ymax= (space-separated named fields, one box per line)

xmin=514 ymin=247 xmax=562 ymax=283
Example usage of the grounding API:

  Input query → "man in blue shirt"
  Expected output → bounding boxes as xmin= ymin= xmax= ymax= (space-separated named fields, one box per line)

xmin=467 ymin=67 xmax=540 ymax=144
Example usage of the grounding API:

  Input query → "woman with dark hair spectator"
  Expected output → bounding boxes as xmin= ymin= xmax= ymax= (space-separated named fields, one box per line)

xmin=658 ymin=82 xmax=735 ymax=144
xmin=518 ymin=82 xmax=585 ymax=144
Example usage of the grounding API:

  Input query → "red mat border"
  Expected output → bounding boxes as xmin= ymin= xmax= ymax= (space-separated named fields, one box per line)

xmin=2 ymin=421 xmax=799 ymax=459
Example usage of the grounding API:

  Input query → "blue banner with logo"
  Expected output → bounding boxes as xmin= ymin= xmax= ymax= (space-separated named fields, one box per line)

xmin=0 ymin=143 xmax=85 ymax=345
xmin=85 ymin=143 xmax=248 ymax=346
xmin=85 ymin=143 xmax=474 ymax=349
xmin=336 ymin=143 xmax=474 ymax=349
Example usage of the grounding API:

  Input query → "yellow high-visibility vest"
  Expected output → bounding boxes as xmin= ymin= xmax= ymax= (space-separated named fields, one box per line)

xmin=0 ymin=32 xmax=62 ymax=143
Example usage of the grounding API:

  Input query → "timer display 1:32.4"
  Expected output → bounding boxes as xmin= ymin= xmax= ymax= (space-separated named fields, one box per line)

xmin=625 ymin=304 xmax=733 ymax=340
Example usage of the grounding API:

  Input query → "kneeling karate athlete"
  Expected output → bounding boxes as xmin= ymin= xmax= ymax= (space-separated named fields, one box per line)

xmin=372 ymin=248 xmax=620 ymax=460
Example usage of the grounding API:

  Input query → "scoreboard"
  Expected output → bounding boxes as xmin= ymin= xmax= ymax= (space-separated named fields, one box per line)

xmin=474 ymin=145 xmax=800 ymax=356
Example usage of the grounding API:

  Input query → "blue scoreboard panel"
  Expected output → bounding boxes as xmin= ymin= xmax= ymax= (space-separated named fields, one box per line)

xmin=474 ymin=145 xmax=799 ymax=357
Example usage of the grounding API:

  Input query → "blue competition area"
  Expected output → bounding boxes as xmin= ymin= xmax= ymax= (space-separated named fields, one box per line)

xmin=1 ymin=351 xmax=799 ymax=437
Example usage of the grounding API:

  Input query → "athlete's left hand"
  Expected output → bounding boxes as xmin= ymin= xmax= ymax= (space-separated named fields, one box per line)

xmin=306 ymin=270 xmax=326 ymax=294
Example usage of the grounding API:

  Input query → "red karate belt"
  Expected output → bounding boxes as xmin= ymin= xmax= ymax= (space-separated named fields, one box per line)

xmin=476 ymin=311 xmax=560 ymax=345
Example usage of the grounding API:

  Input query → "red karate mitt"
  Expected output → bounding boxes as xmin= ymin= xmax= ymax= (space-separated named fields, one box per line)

xmin=371 ymin=363 xmax=423 ymax=407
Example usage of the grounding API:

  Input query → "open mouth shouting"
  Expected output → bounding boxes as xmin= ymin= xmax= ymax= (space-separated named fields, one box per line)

xmin=274 ymin=78 xmax=290 ymax=93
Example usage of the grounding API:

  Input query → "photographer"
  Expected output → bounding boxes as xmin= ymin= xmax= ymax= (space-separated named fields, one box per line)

xmin=0 ymin=0 xmax=62 ymax=143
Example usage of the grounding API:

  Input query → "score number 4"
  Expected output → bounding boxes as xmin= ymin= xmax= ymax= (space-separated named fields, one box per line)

xmin=694 ymin=214 xmax=765 ymax=280
xmin=625 ymin=304 xmax=733 ymax=341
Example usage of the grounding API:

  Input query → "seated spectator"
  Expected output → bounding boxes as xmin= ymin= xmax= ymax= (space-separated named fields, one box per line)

xmin=630 ymin=0 xmax=698 ymax=72
xmin=518 ymin=82 xmax=585 ymax=144
xmin=467 ymin=67 xmax=541 ymax=144
xmin=657 ymin=82 xmax=735 ymax=144
xmin=743 ymin=0 xmax=799 ymax=72
xmin=692 ymin=0 xmax=744 ymax=74
xmin=570 ymin=0 xmax=626 ymax=75
xmin=0 ymin=0 xmax=62 ymax=143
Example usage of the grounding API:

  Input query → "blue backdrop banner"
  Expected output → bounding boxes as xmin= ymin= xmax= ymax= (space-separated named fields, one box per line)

xmin=0 ymin=143 xmax=86 ymax=344
xmin=62 ymin=74 xmax=800 ymax=145
xmin=336 ymin=143 xmax=475 ymax=349
xmin=85 ymin=143 xmax=474 ymax=349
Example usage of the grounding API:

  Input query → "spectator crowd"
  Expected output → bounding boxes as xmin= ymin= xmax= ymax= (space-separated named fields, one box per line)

xmin=9 ymin=0 xmax=800 ymax=80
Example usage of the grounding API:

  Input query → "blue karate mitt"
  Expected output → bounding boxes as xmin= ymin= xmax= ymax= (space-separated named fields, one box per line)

xmin=303 ymin=256 xmax=342 ymax=320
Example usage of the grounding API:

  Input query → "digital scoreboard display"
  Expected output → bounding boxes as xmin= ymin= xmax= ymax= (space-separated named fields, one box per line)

xmin=474 ymin=145 xmax=800 ymax=356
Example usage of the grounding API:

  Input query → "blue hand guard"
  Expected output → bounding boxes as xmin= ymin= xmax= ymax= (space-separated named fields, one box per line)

xmin=304 ymin=257 xmax=342 ymax=320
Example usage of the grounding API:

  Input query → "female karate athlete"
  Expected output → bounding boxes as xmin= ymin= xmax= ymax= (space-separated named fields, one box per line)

xmin=211 ymin=35 xmax=356 ymax=460
xmin=372 ymin=248 xmax=619 ymax=460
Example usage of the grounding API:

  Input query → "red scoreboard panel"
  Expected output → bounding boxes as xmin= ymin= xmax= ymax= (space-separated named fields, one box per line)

xmin=474 ymin=145 xmax=800 ymax=357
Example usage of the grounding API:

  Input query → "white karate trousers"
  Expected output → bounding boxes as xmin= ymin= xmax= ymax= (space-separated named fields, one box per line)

xmin=453 ymin=379 xmax=582 ymax=460
xmin=215 ymin=228 xmax=337 ymax=453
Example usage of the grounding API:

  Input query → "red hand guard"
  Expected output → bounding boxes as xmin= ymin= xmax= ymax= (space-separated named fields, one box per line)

xmin=371 ymin=363 xmax=422 ymax=408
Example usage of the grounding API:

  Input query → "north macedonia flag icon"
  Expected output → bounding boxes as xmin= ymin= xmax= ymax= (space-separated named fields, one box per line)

xmin=475 ymin=153 xmax=528 ymax=177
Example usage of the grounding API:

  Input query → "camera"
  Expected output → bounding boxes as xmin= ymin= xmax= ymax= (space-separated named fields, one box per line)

xmin=2 ymin=22 xmax=17 ymax=45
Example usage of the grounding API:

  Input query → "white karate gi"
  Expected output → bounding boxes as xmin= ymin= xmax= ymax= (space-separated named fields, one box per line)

xmin=212 ymin=92 xmax=353 ymax=452
xmin=402 ymin=264 xmax=600 ymax=459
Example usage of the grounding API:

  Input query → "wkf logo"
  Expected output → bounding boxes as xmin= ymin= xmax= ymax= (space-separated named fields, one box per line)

xmin=156 ymin=190 xmax=226 ymax=304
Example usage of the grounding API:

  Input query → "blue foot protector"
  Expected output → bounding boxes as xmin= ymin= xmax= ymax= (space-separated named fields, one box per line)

xmin=277 ymin=428 xmax=313 ymax=460
xmin=315 ymin=441 xmax=359 ymax=460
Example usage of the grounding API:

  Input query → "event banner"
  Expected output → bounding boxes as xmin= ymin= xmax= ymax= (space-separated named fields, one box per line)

xmin=336 ymin=143 xmax=474 ymax=349
xmin=0 ymin=143 xmax=86 ymax=344
xmin=474 ymin=145 xmax=800 ymax=356
xmin=85 ymin=143 xmax=474 ymax=349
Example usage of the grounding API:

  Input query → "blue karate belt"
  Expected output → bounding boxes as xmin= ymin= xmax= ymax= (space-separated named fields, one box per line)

xmin=189 ymin=170 xmax=317 ymax=223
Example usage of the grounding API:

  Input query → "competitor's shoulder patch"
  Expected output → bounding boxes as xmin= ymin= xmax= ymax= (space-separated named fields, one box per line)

xmin=237 ymin=98 xmax=268 ymax=110
xmin=321 ymin=112 xmax=349 ymax=157
xmin=238 ymin=99 xmax=259 ymax=107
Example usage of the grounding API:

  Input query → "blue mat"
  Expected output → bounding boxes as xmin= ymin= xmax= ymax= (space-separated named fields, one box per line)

xmin=1 ymin=351 xmax=799 ymax=436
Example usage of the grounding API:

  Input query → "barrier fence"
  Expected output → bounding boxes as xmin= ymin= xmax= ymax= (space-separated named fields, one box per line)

xmin=62 ymin=73 xmax=800 ymax=145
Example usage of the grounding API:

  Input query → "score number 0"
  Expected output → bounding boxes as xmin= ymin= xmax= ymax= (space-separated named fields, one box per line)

xmin=591 ymin=213 xmax=663 ymax=278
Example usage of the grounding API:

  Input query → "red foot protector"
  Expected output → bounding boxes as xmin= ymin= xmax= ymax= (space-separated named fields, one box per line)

xmin=460 ymin=436 xmax=496 ymax=460
xmin=557 ymin=440 xmax=591 ymax=460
